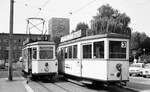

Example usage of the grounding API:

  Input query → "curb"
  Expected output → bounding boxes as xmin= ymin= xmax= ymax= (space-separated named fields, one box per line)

xmin=16 ymin=71 xmax=34 ymax=92
xmin=123 ymin=86 xmax=142 ymax=92
xmin=23 ymin=81 xmax=34 ymax=92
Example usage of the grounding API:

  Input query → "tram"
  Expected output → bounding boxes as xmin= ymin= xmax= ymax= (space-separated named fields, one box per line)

xmin=21 ymin=38 xmax=58 ymax=80
xmin=57 ymin=30 xmax=130 ymax=85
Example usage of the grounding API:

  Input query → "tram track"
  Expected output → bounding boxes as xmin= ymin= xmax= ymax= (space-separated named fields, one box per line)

xmin=30 ymin=78 xmax=96 ymax=92
xmin=18 ymin=71 xmax=70 ymax=92
xmin=18 ymin=71 xmax=139 ymax=92
xmin=38 ymin=81 xmax=71 ymax=92
xmin=28 ymin=77 xmax=139 ymax=92
xmin=32 ymin=80 xmax=73 ymax=92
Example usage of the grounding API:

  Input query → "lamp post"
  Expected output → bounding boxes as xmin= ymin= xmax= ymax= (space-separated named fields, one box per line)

xmin=8 ymin=0 xmax=14 ymax=81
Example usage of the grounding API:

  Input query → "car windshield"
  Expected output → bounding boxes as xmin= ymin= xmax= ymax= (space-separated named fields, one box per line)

xmin=144 ymin=64 xmax=150 ymax=68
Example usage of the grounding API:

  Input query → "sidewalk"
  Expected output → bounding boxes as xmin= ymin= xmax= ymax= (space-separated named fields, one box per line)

xmin=0 ymin=69 xmax=33 ymax=92
xmin=0 ymin=77 xmax=27 ymax=92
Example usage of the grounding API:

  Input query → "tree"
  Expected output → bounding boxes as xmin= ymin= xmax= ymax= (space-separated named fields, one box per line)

xmin=141 ymin=37 xmax=150 ymax=54
xmin=53 ymin=36 xmax=61 ymax=49
xmin=130 ymin=32 xmax=147 ymax=50
xmin=75 ymin=22 xmax=89 ymax=32
xmin=130 ymin=31 xmax=148 ymax=63
xmin=91 ymin=4 xmax=131 ymax=35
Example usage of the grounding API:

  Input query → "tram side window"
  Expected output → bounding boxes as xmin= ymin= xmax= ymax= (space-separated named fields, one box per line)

xmin=28 ymin=48 xmax=32 ymax=59
xmin=32 ymin=48 xmax=37 ymax=59
xmin=83 ymin=44 xmax=92 ymax=58
xmin=109 ymin=41 xmax=126 ymax=58
xmin=24 ymin=49 xmax=28 ymax=60
xmin=68 ymin=46 xmax=72 ymax=58
xmin=93 ymin=41 xmax=104 ymax=58
xmin=64 ymin=47 xmax=68 ymax=59
xmin=73 ymin=45 xmax=77 ymax=58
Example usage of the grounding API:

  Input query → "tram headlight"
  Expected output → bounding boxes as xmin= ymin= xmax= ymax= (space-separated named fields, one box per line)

xmin=116 ymin=63 xmax=122 ymax=71
xmin=116 ymin=63 xmax=122 ymax=77
xmin=45 ymin=62 xmax=48 ymax=67
xmin=55 ymin=62 xmax=58 ymax=66
xmin=44 ymin=62 xmax=49 ymax=72
xmin=116 ymin=72 xmax=121 ymax=77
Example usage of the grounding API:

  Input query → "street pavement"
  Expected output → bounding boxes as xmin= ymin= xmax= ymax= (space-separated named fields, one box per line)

xmin=0 ymin=69 xmax=32 ymax=92
xmin=1 ymin=68 xmax=150 ymax=92
xmin=0 ymin=77 xmax=27 ymax=92
xmin=126 ymin=76 xmax=150 ymax=92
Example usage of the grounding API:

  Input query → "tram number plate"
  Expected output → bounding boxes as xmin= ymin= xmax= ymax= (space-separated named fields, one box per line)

xmin=121 ymin=41 xmax=127 ymax=48
xmin=110 ymin=73 xmax=115 ymax=76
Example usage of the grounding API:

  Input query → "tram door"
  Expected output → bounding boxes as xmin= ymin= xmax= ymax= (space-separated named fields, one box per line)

xmin=81 ymin=42 xmax=105 ymax=79
xmin=27 ymin=48 xmax=32 ymax=73
xmin=71 ymin=45 xmax=81 ymax=77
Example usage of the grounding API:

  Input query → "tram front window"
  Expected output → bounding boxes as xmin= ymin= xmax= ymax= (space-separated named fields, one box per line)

xmin=109 ymin=41 xmax=126 ymax=58
xmin=39 ymin=47 xmax=53 ymax=59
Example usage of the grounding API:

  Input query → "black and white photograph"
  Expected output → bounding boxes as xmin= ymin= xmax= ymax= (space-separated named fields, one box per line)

xmin=0 ymin=0 xmax=150 ymax=92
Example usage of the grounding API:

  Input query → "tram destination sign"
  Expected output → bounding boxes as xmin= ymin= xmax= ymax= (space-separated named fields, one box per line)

xmin=61 ymin=30 xmax=84 ymax=42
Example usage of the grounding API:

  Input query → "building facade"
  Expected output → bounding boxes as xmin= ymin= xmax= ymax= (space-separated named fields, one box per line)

xmin=0 ymin=33 xmax=48 ymax=63
xmin=48 ymin=17 xmax=70 ymax=38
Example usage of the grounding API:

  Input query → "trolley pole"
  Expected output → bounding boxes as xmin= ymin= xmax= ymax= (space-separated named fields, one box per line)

xmin=8 ymin=0 xmax=14 ymax=81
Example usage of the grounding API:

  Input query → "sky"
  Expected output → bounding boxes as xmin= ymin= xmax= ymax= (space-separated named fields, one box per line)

xmin=0 ymin=0 xmax=150 ymax=36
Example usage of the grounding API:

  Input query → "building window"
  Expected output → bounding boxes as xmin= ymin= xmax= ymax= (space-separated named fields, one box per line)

xmin=4 ymin=50 xmax=8 ymax=59
xmin=83 ymin=44 xmax=92 ymax=59
xmin=6 ymin=47 xmax=10 ymax=50
xmin=18 ymin=39 xmax=21 ymax=42
xmin=13 ymin=46 xmax=16 ymax=50
xmin=14 ymin=40 xmax=17 ymax=43
xmin=18 ymin=46 xmax=22 ymax=50
xmin=4 ymin=39 xmax=9 ymax=44
xmin=93 ymin=41 xmax=104 ymax=58
xmin=109 ymin=41 xmax=126 ymax=58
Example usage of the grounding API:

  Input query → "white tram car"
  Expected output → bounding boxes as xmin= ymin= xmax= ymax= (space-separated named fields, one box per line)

xmin=21 ymin=40 xmax=58 ymax=79
xmin=58 ymin=30 xmax=130 ymax=85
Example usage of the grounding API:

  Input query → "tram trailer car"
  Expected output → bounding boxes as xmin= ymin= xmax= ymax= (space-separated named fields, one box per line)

xmin=21 ymin=41 xmax=58 ymax=80
xmin=58 ymin=31 xmax=130 ymax=85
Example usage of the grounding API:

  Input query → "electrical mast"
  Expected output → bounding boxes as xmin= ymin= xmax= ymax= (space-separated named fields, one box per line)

xmin=8 ymin=0 xmax=14 ymax=81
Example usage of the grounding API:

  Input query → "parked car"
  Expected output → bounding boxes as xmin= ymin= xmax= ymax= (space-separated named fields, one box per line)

xmin=141 ymin=63 xmax=150 ymax=78
xmin=129 ymin=63 xmax=144 ymax=76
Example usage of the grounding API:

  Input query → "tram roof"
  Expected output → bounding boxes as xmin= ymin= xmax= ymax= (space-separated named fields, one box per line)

xmin=23 ymin=41 xmax=55 ymax=47
xmin=60 ymin=33 xmax=130 ymax=45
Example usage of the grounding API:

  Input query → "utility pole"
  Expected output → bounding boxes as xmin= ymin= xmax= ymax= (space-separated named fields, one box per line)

xmin=8 ymin=0 xmax=14 ymax=81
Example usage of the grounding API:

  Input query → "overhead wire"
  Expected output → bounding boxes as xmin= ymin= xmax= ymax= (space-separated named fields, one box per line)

xmin=23 ymin=0 xmax=51 ymax=35
xmin=69 ymin=0 xmax=97 ymax=15
xmin=22 ymin=0 xmax=98 ymax=34
xmin=36 ymin=0 xmax=51 ymax=17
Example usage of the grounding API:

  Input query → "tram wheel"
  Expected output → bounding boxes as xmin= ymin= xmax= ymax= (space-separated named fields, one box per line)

xmin=143 ymin=75 xmax=147 ymax=78
xmin=49 ymin=74 xmax=56 ymax=83
xmin=92 ymin=81 xmax=104 ymax=87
